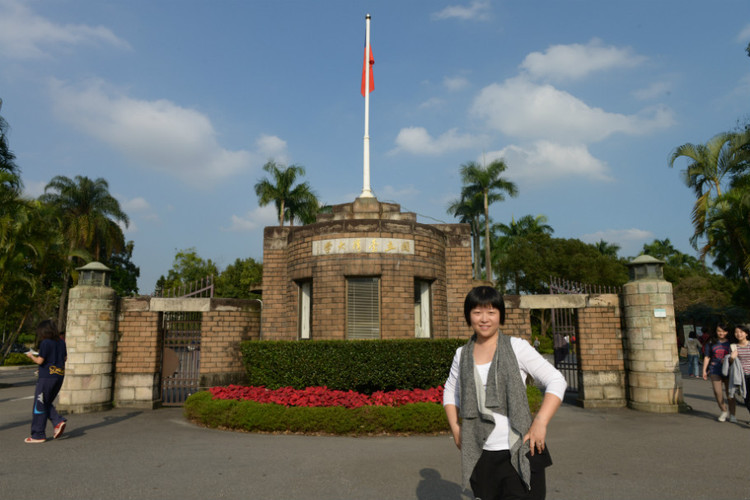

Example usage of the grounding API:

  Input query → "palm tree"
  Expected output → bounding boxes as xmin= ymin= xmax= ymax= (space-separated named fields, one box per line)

xmin=254 ymin=161 xmax=318 ymax=226
xmin=594 ymin=239 xmax=620 ymax=258
xmin=0 ymin=200 xmax=67 ymax=362
xmin=447 ymin=192 xmax=484 ymax=279
xmin=459 ymin=159 xmax=518 ymax=282
xmin=492 ymin=214 xmax=553 ymax=293
xmin=669 ymin=130 xmax=750 ymax=248
xmin=703 ymin=190 xmax=750 ymax=288
xmin=0 ymin=99 xmax=21 ymax=197
xmin=40 ymin=175 xmax=129 ymax=328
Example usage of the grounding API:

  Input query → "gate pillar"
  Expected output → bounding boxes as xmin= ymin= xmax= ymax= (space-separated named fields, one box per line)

xmin=58 ymin=262 xmax=117 ymax=413
xmin=623 ymin=256 xmax=682 ymax=413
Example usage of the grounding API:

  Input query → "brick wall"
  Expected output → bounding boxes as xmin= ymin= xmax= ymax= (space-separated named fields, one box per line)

xmin=116 ymin=297 xmax=161 ymax=374
xmin=577 ymin=303 xmax=624 ymax=373
xmin=113 ymin=297 xmax=260 ymax=408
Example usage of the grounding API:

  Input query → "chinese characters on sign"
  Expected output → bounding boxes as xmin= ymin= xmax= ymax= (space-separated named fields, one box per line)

xmin=312 ymin=238 xmax=415 ymax=256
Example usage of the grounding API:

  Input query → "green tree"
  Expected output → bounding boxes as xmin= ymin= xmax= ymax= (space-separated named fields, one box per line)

xmin=0 ymin=200 xmax=68 ymax=362
xmin=40 ymin=175 xmax=129 ymax=327
xmin=104 ymin=240 xmax=140 ymax=296
xmin=593 ymin=240 xmax=620 ymax=258
xmin=156 ymin=247 xmax=219 ymax=295
xmin=447 ymin=192 xmax=484 ymax=279
xmin=492 ymin=214 xmax=553 ymax=294
xmin=703 ymin=190 xmax=750 ymax=287
xmin=0 ymin=99 xmax=21 ymax=204
xmin=215 ymin=257 xmax=262 ymax=299
xmin=254 ymin=160 xmax=319 ymax=226
xmin=496 ymin=234 xmax=628 ymax=295
xmin=669 ymin=131 xmax=750 ymax=249
xmin=458 ymin=159 xmax=518 ymax=282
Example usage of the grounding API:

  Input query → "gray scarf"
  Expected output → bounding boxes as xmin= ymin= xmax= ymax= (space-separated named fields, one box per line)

xmin=458 ymin=332 xmax=532 ymax=489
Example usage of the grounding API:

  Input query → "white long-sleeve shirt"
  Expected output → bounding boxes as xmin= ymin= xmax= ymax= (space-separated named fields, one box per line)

xmin=443 ymin=336 xmax=567 ymax=451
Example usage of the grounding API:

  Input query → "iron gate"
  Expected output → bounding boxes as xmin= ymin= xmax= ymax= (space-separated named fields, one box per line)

xmin=161 ymin=311 xmax=201 ymax=406
xmin=549 ymin=277 xmax=621 ymax=393
xmin=550 ymin=305 xmax=579 ymax=392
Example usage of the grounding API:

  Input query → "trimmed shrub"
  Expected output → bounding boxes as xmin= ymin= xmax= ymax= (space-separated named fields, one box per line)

xmin=240 ymin=338 xmax=466 ymax=393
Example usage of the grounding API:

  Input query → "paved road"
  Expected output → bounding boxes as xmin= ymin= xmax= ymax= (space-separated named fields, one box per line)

xmin=1 ymin=364 xmax=748 ymax=500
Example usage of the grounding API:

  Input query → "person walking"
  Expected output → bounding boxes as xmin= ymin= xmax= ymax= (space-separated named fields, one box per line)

xmin=24 ymin=320 xmax=67 ymax=443
xmin=685 ymin=331 xmax=701 ymax=378
xmin=729 ymin=324 xmax=750 ymax=423
xmin=702 ymin=324 xmax=736 ymax=423
xmin=443 ymin=286 xmax=567 ymax=500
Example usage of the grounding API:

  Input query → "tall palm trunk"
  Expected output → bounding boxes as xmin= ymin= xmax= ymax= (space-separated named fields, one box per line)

xmin=483 ymin=189 xmax=492 ymax=282
xmin=57 ymin=247 xmax=75 ymax=331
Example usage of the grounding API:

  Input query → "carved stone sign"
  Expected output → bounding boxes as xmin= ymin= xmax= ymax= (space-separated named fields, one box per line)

xmin=312 ymin=238 xmax=415 ymax=256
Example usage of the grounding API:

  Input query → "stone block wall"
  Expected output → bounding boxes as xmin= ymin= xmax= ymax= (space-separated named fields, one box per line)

xmin=58 ymin=284 xmax=118 ymax=413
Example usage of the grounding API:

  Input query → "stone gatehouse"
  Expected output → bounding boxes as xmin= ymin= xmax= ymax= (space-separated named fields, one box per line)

xmin=260 ymin=196 xmax=474 ymax=341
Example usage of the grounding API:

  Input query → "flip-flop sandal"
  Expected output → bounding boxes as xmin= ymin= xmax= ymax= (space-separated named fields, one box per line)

xmin=24 ymin=437 xmax=45 ymax=443
xmin=53 ymin=421 xmax=66 ymax=439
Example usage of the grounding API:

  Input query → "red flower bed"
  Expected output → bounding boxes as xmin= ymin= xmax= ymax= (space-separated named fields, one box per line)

xmin=209 ymin=385 xmax=444 ymax=409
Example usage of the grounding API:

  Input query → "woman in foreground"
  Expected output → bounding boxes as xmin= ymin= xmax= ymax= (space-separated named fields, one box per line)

xmin=443 ymin=286 xmax=567 ymax=500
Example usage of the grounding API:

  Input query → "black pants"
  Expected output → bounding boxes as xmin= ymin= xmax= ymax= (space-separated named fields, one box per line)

xmin=30 ymin=376 xmax=65 ymax=439
xmin=469 ymin=450 xmax=546 ymax=500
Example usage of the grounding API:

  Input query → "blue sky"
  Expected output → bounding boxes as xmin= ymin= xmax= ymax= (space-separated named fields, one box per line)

xmin=1 ymin=0 xmax=749 ymax=293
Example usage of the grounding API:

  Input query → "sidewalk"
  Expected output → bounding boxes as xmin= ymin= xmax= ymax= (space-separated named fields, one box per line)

xmin=1 ymin=363 xmax=748 ymax=500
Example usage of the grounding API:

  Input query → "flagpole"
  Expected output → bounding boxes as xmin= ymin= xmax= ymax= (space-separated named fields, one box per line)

xmin=361 ymin=13 xmax=374 ymax=198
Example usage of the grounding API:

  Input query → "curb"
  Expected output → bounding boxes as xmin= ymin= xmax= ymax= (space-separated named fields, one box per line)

xmin=0 ymin=364 xmax=37 ymax=372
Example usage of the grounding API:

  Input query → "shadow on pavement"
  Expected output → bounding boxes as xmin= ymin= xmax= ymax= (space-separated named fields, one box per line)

xmin=63 ymin=411 xmax=143 ymax=440
xmin=416 ymin=468 xmax=470 ymax=500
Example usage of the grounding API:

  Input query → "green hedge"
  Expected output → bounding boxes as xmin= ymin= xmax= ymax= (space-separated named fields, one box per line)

xmin=184 ymin=385 xmax=543 ymax=435
xmin=3 ymin=353 xmax=34 ymax=366
xmin=240 ymin=339 xmax=467 ymax=393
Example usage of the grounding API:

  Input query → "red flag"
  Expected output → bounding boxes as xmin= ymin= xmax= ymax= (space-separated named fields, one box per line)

xmin=361 ymin=45 xmax=374 ymax=96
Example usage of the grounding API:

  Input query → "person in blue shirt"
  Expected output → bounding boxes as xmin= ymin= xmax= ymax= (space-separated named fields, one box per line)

xmin=24 ymin=320 xmax=67 ymax=443
xmin=702 ymin=323 xmax=736 ymax=423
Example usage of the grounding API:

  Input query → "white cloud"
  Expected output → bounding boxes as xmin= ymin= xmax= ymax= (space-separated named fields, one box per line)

xmin=256 ymin=134 xmax=290 ymax=164
xmin=471 ymin=76 xmax=674 ymax=143
xmin=520 ymin=39 xmax=646 ymax=82
xmin=49 ymin=79 xmax=284 ymax=187
xmin=391 ymin=126 xmax=482 ymax=155
xmin=0 ymin=0 xmax=130 ymax=59
xmin=419 ymin=97 xmax=446 ymax=109
xmin=737 ymin=24 xmax=750 ymax=42
xmin=444 ymin=75 xmax=470 ymax=91
xmin=431 ymin=0 xmax=491 ymax=21
xmin=485 ymin=141 xmax=613 ymax=184
xmin=224 ymin=204 xmax=278 ymax=232
xmin=581 ymin=228 xmax=654 ymax=257
xmin=632 ymin=81 xmax=672 ymax=101
xmin=120 ymin=196 xmax=151 ymax=212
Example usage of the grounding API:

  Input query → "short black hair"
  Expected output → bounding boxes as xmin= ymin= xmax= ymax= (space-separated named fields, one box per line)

xmin=463 ymin=286 xmax=505 ymax=326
